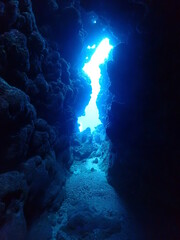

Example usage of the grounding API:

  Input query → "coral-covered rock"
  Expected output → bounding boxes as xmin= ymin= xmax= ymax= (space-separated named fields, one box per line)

xmin=22 ymin=151 xmax=66 ymax=224
xmin=42 ymin=49 xmax=61 ymax=82
xmin=0 ymin=30 xmax=30 ymax=72
xmin=0 ymin=171 xmax=27 ymax=239
xmin=16 ymin=11 xmax=37 ymax=35
xmin=0 ymin=77 xmax=36 ymax=171
xmin=28 ymin=31 xmax=45 ymax=55
xmin=29 ymin=119 xmax=56 ymax=157
xmin=0 ymin=77 xmax=36 ymax=125
xmin=31 ymin=1 xmax=83 ymax=64
xmin=0 ymin=0 xmax=19 ymax=33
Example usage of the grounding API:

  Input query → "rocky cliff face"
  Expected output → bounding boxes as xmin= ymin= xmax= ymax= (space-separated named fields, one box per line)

xmin=0 ymin=0 xmax=91 ymax=238
xmin=82 ymin=0 xmax=179 ymax=238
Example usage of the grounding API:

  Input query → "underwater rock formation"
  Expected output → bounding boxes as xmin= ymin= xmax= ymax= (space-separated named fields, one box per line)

xmin=0 ymin=0 xmax=179 ymax=239
xmin=81 ymin=0 xmax=179 ymax=238
xmin=0 ymin=77 xmax=36 ymax=171
xmin=108 ymin=1 xmax=179 ymax=205
xmin=82 ymin=1 xmax=179 ymax=239
xmin=0 ymin=171 xmax=27 ymax=240
xmin=0 ymin=0 xmax=90 ymax=238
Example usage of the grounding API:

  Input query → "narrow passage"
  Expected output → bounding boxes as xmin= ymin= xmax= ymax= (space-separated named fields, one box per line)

xmin=52 ymin=128 xmax=141 ymax=240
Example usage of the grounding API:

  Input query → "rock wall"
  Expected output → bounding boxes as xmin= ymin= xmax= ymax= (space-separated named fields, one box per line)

xmin=106 ymin=0 xmax=179 ymax=207
xmin=81 ymin=0 xmax=179 ymax=238
xmin=0 ymin=0 xmax=91 ymax=238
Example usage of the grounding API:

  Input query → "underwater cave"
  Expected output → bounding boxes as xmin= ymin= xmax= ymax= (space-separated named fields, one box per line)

xmin=0 ymin=0 xmax=179 ymax=240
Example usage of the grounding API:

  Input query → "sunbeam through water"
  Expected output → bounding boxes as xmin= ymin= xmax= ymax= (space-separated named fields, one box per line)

xmin=78 ymin=38 xmax=113 ymax=132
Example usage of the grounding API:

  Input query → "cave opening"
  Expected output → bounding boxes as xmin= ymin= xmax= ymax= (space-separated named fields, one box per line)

xmin=77 ymin=38 xmax=113 ymax=132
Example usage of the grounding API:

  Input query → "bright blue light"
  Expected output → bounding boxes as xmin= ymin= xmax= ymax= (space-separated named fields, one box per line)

xmin=87 ymin=44 xmax=96 ymax=49
xmin=78 ymin=38 xmax=113 ymax=132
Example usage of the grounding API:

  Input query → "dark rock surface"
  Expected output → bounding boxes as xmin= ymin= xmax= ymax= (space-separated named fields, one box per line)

xmin=81 ymin=1 xmax=180 ymax=239
xmin=0 ymin=77 xmax=36 ymax=171
xmin=0 ymin=171 xmax=27 ymax=239
xmin=107 ymin=1 xmax=180 ymax=203
xmin=0 ymin=0 xmax=90 ymax=239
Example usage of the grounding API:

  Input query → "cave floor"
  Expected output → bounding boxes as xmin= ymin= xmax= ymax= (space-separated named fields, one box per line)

xmin=52 ymin=155 xmax=142 ymax=240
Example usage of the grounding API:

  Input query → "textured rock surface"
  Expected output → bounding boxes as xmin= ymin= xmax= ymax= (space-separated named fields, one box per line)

xmin=0 ymin=0 xmax=90 ymax=238
xmin=106 ymin=1 xmax=180 ymax=206
xmin=0 ymin=171 xmax=27 ymax=239
xmin=0 ymin=77 xmax=36 ymax=171
xmin=82 ymin=1 xmax=180 ymax=239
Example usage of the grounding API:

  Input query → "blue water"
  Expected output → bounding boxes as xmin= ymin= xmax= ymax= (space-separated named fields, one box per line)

xmin=78 ymin=38 xmax=113 ymax=132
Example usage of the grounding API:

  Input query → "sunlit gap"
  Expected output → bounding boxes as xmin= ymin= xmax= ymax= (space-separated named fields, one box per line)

xmin=78 ymin=38 xmax=113 ymax=132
